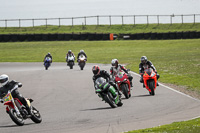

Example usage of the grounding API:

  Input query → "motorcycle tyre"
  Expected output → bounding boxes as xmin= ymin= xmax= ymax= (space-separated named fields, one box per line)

xmin=9 ymin=108 xmax=24 ymax=126
xmin=121 ymin=84 xmax=129 ymax=99
xmin=31 ymin=106 xmax=42 ymax=123
xmin=103 ymin=93 xmax=117 ymax=108
xmin=149 ymin=81 xmax=155 ymax=96
xmin=69 ymin=62 xmax=73 ymax=69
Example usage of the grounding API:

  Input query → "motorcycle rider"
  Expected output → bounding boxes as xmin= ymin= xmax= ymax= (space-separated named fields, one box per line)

xmin=92 ymin=65 xmax=121 ymax=96
xmin=0 ymin=74 xmax=32 ymax=115
xmin=44 ymin=52 xmax=52 ymax=62
xmin=110 ymin=59 xmax=133 ymax=87
xmin=77 ymin=50 xmax=87 ymax=62
xmin=66 ymin=50 xmax=75 ymax=65
xmin=139 ymin=56 xmax=160 ymax=86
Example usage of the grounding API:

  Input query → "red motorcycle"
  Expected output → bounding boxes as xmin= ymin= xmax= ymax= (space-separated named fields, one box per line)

xmin=143 ymin=67 xmax=157 ymax=95
xmin=0 ymin=87 xmax=42 ymax=126
xmin=115 ymin=71 xmax=131 ymax=99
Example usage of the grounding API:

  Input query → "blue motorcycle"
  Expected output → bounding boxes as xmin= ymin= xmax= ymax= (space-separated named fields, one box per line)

xmin=44 ymin=57 xmax=52 ymax=70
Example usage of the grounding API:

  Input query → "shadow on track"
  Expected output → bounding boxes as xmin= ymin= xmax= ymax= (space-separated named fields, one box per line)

xmin=134 ymin=94 xmax=152 ymax=97
xmin=0 ymin=123 xmax=35 ymax=128
xmin=80 ymin=107 xmax=113 ymax=111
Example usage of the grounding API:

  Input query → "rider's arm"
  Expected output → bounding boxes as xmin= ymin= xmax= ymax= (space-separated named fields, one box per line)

xmin=103 ymin=70 xmax=111 ymax=81
xmin=139 ymin=63 xmax=143 ymax=75
xmin=148 ymin=61 xmax=156 ymax=72
xmin=120 ymin=65 xmax=128 ymax=73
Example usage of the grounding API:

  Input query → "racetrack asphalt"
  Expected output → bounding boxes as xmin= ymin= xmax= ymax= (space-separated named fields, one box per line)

xmin=0 ymin=63 xmax=200 ymax=133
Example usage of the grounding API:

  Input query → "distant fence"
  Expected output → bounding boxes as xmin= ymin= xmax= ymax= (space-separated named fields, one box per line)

xmin=0 ymin=31 xmax=200 ymax=42
xmin=0 ymin=14 xmax=200 ymax=28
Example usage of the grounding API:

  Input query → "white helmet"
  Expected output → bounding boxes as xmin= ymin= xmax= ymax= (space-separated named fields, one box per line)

xmin=80 ymin=50 xmax=84 ymax=53
xmin=0 ymin=74 xmax=9 ymax=87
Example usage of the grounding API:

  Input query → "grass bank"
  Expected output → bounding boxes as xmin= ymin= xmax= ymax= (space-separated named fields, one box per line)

xmin=0 ymin=23 xmax=200 ymax=34
xmin=126 ymin=117 xmax=200 ymax=133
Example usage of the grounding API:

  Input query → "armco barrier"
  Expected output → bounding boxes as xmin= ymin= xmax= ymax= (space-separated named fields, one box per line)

xmin=88 ymin=33 xmax=96 ymax=40
xmin=176 ymin=32 xmax=182 ymax=39
xmin=143 ymin=33 xmax=151 ymax=39
xmin=150 ymin=33 xmax=157 ymax=40
xmin=0 ymin=35 xmax=3 ymax=42
xmin=80 ymin=33 xmax=88 ymax=40
xmin=0 ymin=32 xmax=200 ymax=42
xmin=3 ymin=34 xmax=11 ymax=42
xmin=34 ymin=34 xmax=42 ymax=41
xmin=27 ymin=34 xmax=34 ymax=41
xmin=189 ymin=31 xmax=196 ymax=39
xmin=64 ymin=34 xmax=72 ymax=41
xmin=18 ymin=34 xmax=27 ymax=41
xmin=95 ymin=34 xmax=103 ymax=40
xmin=157 ymin=33 xmax=163 ymax=40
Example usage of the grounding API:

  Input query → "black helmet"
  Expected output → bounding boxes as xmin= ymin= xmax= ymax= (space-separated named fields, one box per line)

xmin=141 ymin=56 xmax=147 ymax=64
xmin=92 ymin=65 xmax=100 ymax=75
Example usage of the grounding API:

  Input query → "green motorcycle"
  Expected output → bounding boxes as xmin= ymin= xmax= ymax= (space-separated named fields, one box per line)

xmin=95 ymin=77 xmax=123 ymax=108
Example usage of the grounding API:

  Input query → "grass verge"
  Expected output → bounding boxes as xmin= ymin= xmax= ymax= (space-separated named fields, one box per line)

xmin=126 ymin=117 xmax=200 ymax=133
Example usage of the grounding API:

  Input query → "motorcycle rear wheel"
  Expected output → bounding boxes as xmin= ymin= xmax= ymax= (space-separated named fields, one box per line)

xmin=31 ymin=106 xmax=42 ymax=123
xmin=9 ymin=108 xmax=24 ymax=126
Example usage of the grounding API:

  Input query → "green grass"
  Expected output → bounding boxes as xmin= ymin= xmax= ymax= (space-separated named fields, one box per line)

xmin=0 ymin=23 xmax=200 ymax=34
xmin=126 ymin=117 xmax=200 ymax=133
xmin=0 ymin=39 xmax=200 ymax=93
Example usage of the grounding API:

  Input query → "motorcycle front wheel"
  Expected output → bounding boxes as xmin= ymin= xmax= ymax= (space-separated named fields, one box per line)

xmin=9 ymin=108 xmax=24 ymax=126
xmin=121 ymin=84 xmax=129 ymax=99
xmin=149 ymin=81 xmax=155 ymax=96
xmin=103 ymin=93 xmax=117 ymax=108
xmin=31 ymin=106 xmax=42 ymax=123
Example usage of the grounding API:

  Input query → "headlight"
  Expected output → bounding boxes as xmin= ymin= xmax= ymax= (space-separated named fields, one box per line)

xmin=123 ymin=79 xmax=127 ymax=82
xmin=117 ymin=81 xmax=121 ymax=83
xmin=150 ymin=72 xmax=155 ymax=77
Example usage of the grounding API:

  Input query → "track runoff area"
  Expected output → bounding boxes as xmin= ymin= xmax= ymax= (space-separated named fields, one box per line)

xmin=0 ymin=63 xmax=200 ymax=133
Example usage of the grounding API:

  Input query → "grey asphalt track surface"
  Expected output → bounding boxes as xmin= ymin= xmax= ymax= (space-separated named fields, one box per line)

xmin=0 ymin=63 xmax=200 ymax=133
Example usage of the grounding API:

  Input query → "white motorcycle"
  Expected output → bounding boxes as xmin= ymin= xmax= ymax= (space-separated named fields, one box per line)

xmin=78 ymin=55 xmax=87 ymax=70
xmin=66 ymin=55 xmax=75 ymax=69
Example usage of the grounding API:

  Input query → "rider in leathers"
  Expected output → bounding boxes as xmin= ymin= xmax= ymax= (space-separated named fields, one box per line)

xmin=44 ymin=52 xmax=52 ymax=62
xmin=77 ymin=50 xmax=87 ymax=62
xmin=139 ymin=56 xmax=160 ymax=86
xmin=110 ymin=59 xmax=133 ymax=87
xmin=0 ymin=74 xmax=32 ymax=115
xmin=92 ymin=65 xmax=121 ymax=96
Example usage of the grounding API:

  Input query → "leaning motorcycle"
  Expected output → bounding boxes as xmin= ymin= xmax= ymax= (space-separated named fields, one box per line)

xmin=0 ymin=86 xmax=42 ymax=126
xmin=44 ymin=57 xmax=51 ymax=70
xmin=67 ymin=55 xmax=75 ymax=69
xmin=143 ymin=67 xmax=157 ymax=95
xmin=78 ymin=55 xmax=86 ymax=70
xmin=115 ymin=71 xmax=131 ymax=99
xmin=95 ymin=77 xmax=123 ymax=108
